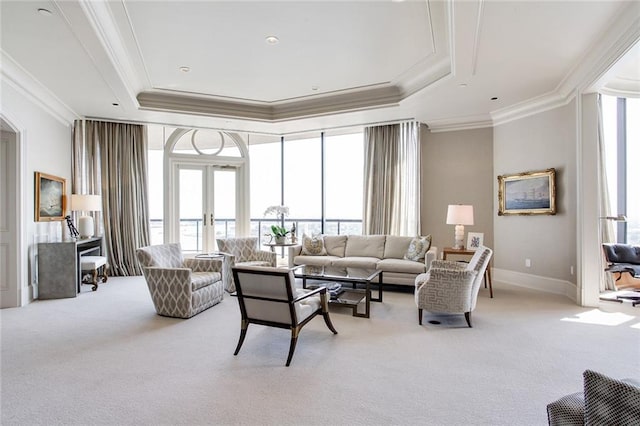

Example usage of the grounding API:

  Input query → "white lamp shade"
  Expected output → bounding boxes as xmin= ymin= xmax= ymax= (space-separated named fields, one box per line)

xmin=446 ymin=204 xmax=474 ymax=225
xmin=70 ymin=194 xmax=102 ymax=212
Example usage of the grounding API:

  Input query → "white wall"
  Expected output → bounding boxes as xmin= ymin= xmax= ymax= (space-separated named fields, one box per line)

xmin=1 ymin=80 xmax=72 ymax=303
xmin=493 ymin=101 xmax=577 ymax=295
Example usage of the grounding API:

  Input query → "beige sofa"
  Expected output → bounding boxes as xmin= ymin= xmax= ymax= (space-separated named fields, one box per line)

xmin=287 ymin=235 xmax=437 ymax=286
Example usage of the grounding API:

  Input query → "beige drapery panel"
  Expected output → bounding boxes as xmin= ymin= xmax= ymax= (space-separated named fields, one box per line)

xmin=363 ymin=122 xmax=421 ymax=236
xmin=72 ymin=120 xmax=150 ymax=276
xmin=597 ymin=95 xmax=616 ymax=291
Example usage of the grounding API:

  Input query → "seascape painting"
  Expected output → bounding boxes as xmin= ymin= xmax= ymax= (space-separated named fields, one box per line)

xmin=35 ymin=172 xmax=66 ymax=221
xmin=498 ymin=168 xmax=556 ymax=216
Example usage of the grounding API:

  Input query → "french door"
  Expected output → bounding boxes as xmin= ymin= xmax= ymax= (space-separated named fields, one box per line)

xmin=172 ymin=164 xmax=237 ymax=253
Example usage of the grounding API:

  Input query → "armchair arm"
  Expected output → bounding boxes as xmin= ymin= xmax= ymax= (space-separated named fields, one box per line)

xmin=293 ymin=286 xmax=329 ymax=311
xmin=143 ymin=267 xmax=192 ymax=293
xmin=184 ymin=257 xmax=223 ymax=272
xmin=288 ymin=245 xmax=303 ymax=267
xmin=430 ymin=260 xmax=467 ymax=270
xmin=254 ymin=250 xmax=277 ymax=267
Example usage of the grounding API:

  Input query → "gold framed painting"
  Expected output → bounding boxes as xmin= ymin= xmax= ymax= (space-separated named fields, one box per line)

xmin=35 ymin=172 xmax=66 ymax=221
xmin=498 ymin=168 xmax=556 ymax=216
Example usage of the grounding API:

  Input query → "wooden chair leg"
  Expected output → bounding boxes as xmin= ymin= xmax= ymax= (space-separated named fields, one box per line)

xmin=91 ymin=269 xmax=98 ymax=291
xmin=464 ymin=312 xmax=472 ymax=328
xmin=234 ymin=321 xmax=248 ymax=356
xmin=418 ymin=308 xmax=423 ymax=325
xmin=322 ymin=312 xmax=338 ymax=334
xmin=286 ymin=330 xmax=299 ymax=367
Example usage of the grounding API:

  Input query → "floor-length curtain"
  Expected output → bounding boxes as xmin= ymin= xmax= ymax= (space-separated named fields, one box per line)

xmin=73 ymin=120 xmax=150 ymax=276
xmin=363 ymin=121 xmax=420 ymax=236
xmin=597 ymin=95 xmax=616 ymax=291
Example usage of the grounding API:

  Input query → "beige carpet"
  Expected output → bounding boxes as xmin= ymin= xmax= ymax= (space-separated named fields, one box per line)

xmin=1 ymin=276 xmax=638 ymax=425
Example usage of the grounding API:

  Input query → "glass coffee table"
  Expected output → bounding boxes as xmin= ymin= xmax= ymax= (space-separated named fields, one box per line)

xmin=292 ymin=265 xmax=383 ymax=318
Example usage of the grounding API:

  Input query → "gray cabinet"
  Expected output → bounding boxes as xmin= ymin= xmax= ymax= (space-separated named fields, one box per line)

xmin=37 ymin=237 xmax=103 ymax=299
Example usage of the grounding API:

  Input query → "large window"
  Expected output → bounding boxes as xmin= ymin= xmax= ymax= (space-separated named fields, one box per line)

xmin=248 ymin=131 xmax=364 ymax=244
xmin=602 ymin=95 xmax=639 ymax=244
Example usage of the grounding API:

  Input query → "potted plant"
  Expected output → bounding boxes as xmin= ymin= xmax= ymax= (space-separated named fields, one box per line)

xmin=270 ymin=225 xmax=290 ymax=244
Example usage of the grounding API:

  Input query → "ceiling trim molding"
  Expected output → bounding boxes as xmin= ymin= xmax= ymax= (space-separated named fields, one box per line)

xmin=76 ymin=0 xmax=142 ymax=107
xmin=426 ymin=113 xmax=492 ymax=133
xmin=138 ymin=85 xmax=402 ymax=122
xmin=1 ymin=50 xmax=78 ymax=125
xmin=491 ymin=1 xmax=640 ymax=127
xmin=471 ymin=0 xmax=484 ymax=76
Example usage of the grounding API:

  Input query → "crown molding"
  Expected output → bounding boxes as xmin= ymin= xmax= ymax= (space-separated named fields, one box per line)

xmin=138 ymin=85 xmax=402 ymax=122
xmin=76 ymin=0 xmax=142 ymax=107
xmin=0 ymin=50 xmax=78 ymax=125
xmin=491 ymin=1 xmax=640 ymax=127
xmin=427 ymin=113 xmax=492 ymax=133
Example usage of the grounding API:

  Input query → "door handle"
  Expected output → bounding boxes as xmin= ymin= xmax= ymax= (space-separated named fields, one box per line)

xmin=203 ymin=213 xmax=207 ymax=227
xmin=210 ymin=213 xmax=213 ymax=226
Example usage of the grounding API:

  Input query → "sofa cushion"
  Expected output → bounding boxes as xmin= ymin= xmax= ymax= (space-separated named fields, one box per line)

xmin=584 ymin=369 xmax=640 ymax=426
xmin=383 ymin=236 xmax=414 ymax=259
xmin=323 ymin=235 xmax=347 ymax=257
xmin=404 ymin=235 xmax=432 ymax=262
xmin=345 ymin=235 xmax=386 ymax=258
xmin=377 ymin=258 xmax=426 ymax=274
xmin=292 ymin=255 xmax=338 ymax=266
xmin=301 ymin=234 xmax=327 ymax=256
xmin=332 ymin=257 xmax=380 ymax=269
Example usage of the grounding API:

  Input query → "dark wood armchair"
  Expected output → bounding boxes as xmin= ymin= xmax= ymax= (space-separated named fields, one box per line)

xmin=232 ymin=265 xmax=338 ymax=366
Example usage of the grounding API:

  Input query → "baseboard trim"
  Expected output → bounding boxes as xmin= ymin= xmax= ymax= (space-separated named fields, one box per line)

xmin=492 ymin=268 xmax=577 ymax=302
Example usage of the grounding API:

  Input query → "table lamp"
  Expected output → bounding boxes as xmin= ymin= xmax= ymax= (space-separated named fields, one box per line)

xmin=446 ymin=204 xmax=474 ymax=249
xmin=71 ymin=194 xmax=101 ymax=239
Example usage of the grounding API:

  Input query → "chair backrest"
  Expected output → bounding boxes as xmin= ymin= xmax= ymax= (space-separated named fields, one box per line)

xmin=232 ymin=266 xmax=301 ymax=325
xmin=466 ymin=246 xmax=493 ymax=307
xmin=217 ymin=237 xmax=259 ymax=262
xmin=136 ymin=243 xmax=184 ymax=269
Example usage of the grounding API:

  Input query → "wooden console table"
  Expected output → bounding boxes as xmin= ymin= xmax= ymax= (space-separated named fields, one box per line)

xmin=38 ymin=237 xmax=103 ymax=299
xmin=442 ymin=247 xmax=493 ymax=298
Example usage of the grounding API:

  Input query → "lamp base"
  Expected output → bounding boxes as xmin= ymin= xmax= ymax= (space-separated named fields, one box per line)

xmin=78 ymin=215 xmax=94 ymax=239
xmin=453 ymin=224 xmax=465 ymax=249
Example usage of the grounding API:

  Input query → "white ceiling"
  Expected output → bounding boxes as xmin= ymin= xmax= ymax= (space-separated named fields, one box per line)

xmin=1 ymin=0 xmax=638 ymax=136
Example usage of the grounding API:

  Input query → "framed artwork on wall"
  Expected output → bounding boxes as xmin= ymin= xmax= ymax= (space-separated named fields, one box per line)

xmin=35 ymin=172 xmax=66 ymax=221
xmin=497 ymin=168 xmax=556 ymax=216
xmin=466 ymin=232 xmax=484 ymax=250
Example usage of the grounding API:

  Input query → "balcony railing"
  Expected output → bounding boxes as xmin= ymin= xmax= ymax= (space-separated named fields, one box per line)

xmin=150 ymin=218 xmax=363 ymax=251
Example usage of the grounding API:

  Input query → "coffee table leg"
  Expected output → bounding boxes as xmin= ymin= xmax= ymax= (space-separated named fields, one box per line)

xmin=370 ymin=272 xmax=383 ymax=303
xmin=302 ymin=277 xmax=307 ymax=289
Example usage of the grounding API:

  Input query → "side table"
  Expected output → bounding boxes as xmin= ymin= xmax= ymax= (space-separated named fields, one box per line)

xmin=442 ymin=247 xmax=493 ymax=298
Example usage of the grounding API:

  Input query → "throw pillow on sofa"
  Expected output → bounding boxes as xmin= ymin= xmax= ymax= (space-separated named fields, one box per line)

xmin=404 ymin=235 xmax=432 ymax=262
xmin=301 ymin=234 xmax=327 ymax=256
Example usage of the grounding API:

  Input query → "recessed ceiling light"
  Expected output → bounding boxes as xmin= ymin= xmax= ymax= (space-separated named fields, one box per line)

xmin=265 ymin=35 xmax=279 ymax=45
xmin=491 ymin=96 xmax=499 ymax=101
xmin=459 ymin=83 xmax=468 ymax=88
xmin=311 ymin=86 xmax=319 ymax=91
xmin=37 ymin=8 xmax=53 ymax=16
xmin=179 ymin=66 xmax=191 ymax=73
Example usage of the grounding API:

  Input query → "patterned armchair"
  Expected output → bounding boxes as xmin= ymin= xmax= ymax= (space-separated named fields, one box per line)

xmin=232 ymin=265 xmax=338 ymax=366
xmin=136 ymin=243 xmax=224 ymax=318
xmin=414 ymin=245 xmax=492 ymax=327
xmin=216 ymin=237 xmax=277 ymax=293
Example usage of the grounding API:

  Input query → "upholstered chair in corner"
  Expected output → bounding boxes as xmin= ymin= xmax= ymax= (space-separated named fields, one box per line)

xmin=414 ymin=245 xmax=493 ymax=327
xmin=232 ymin=265 xmax=338 ymax=366
xmin=136 ymin=243 xmax=224 ymax=318
xmin=216 ymin=237 xmax=277 ymax=293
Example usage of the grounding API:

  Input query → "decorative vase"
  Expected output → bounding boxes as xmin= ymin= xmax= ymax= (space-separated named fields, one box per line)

xmin=275 ymin=236 xmax=286 ymax=244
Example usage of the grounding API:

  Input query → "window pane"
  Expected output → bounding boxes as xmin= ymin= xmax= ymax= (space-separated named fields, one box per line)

xmin=179 ymin=168 xmax=203 ymax=251
xmin=627 ymin=98 xmax=639 ymax=244
xmin=284 ymin=136 xmax=321 ymax=236
xmin=249 ymin=136 xmax=281 ymax=240
xmin=214 ymin=169 xmax=236 ymax=239
xmin=325 ymin=133 xmax=364 ymax=235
